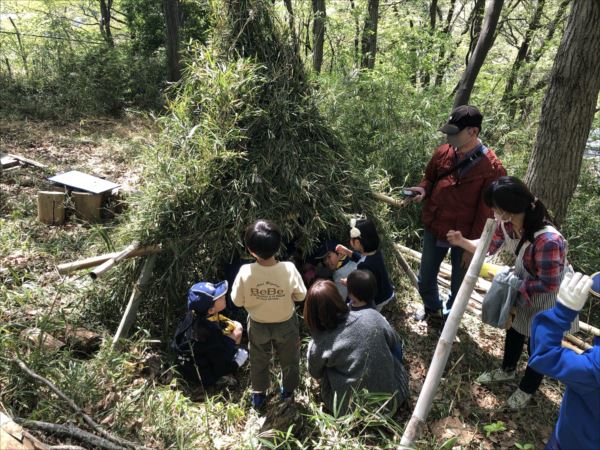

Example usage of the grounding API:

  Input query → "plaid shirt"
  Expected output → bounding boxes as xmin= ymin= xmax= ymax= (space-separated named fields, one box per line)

xmin=488 ymin=222 xmax=565 ymax=303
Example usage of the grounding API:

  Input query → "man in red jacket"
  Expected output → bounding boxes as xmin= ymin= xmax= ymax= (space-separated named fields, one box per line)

xmin=407 ymin=105 xmax=506 ymax=327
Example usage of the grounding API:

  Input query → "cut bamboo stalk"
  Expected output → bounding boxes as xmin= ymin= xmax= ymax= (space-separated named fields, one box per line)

xmin=579 ymin=321 xmax=600 ymax=337
xmin=395 ymin=246 xmax=419 ymax=290
xmin=372 ymin=191 xmax=406 ymax=208
xmin=57 ymin=245 xmax=161 ymax=275
xmin=89 ymin=242 xmax=140 ymax=280
xmin=561 ymin=340 xmax=584 ymax=355
xmin=400 ymin=219 xmax=496 ymax=448
xmin=565 ymin=333 xmax=592 ymax=351
xmin=112 ymin=255 xmax=157 ymax=346
xmin=37 ymin=191 xmax=65 ymax=225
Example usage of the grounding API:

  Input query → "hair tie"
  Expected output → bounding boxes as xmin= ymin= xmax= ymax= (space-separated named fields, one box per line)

xmin=531 ymin=197 xmax=538 ymax=210
xmin=350 ymin=218 xmax=361 ymax=238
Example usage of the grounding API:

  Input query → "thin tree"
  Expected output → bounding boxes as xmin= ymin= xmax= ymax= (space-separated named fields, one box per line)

xmin=164 ymin=0 xmax=181 ymax=82
xmin=360 ymin=0 xmax=379 ymax=69
xmin=453 ymin=0 xmax=504 ymax=107
xmin=312 ymin=0 xmax=326 ymax=73
xmin=524 ymin=0 xmax=600 ymax=225
xmin=99 ymin=0 xmax=114 ymax=46
xmin=501 ymin=0 xmax=545 ymax=117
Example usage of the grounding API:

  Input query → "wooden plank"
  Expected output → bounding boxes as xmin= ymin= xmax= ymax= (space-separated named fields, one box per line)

xmin=7 ymin=153 xmax=47 ymax=169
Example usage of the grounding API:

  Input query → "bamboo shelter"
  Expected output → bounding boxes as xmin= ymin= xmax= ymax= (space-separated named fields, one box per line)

xmin=95 ymin=0 xmax=385 ymax=336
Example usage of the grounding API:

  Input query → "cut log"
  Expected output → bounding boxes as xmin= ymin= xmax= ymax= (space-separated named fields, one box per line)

xmin=90 ymin=242 xmax=141 ymax=280
xmin=71 ymin=191 xmax=102 ymax=223
xmin=37 ymin=191 xmax=65 ymax=225
xmin=56 ymin=245 xmax=162 ymax=275
xmin=112 ymin=255 xmax=157 ymax=346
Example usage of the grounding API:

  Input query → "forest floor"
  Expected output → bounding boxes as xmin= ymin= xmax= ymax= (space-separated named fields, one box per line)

xmin=1 ymin=116 xmax=596 ymax=449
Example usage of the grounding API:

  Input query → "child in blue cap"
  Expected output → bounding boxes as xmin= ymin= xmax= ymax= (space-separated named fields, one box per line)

xmin=172 ymin=280 xmax=248 ymax=387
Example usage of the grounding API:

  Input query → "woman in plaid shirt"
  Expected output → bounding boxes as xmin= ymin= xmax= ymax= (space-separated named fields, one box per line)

xmin=447 ymin=176 xmax=573 ymax=409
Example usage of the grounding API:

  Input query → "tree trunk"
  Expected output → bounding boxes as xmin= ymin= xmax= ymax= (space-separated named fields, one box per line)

xmin=421 ymin=0 xmax=439 ymax=86
xmin=360 ymin=0 xmax=379 ymax=69
xmin=453 ymin=0 xmax=504 ymax=108
xmin=524 ymin=0 xmax=600 ymax=225
xmin=312 ymin=0 xmax=326 ymax=73
xmin=99 ymin=0 xmax=114 ymax=46
xmin=433 ymin=0 xmax=457 ymax=86
xmin=164 ymin=0 xmax=181 ymax=82
xmin=501 ymin=0 xmax=545 ymax=116
xmin=513 ymin=0 xmax=570 ymax=120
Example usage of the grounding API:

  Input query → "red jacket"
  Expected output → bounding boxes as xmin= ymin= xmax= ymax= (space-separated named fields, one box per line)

xmin=418 ymin=143 xmax=506 ymax=241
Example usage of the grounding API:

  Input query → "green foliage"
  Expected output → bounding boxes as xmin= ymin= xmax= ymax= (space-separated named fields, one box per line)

xmin=483 ymin=420 xmax=507 ymax=437
xmin=122 ymin=0 xmax=212 ymax=56
xmin=562 ymin=160 xmax=600 ymax=274
xmin=0 ymin=43 xmax=165 ymax=119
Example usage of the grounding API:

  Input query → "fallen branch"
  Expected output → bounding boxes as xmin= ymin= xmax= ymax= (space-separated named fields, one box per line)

xmin=57 ymin=245 xmax=162 ymax=275
xmin=12 ymin=359 xmax=150 ymax=450
xmin=14 ymin=419 xmax=125 ymax=450
xmin=90 ymin=242 xmax=141 ymax=280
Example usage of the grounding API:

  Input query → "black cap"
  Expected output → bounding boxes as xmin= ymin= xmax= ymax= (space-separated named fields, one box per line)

xmin=439 ymin=105 xmax=483 ymax=135
xmin=314 ymin=240 xmax=339 ymax=259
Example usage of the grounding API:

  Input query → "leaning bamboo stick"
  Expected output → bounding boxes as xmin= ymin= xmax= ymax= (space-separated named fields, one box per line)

xmin=112 ymin=255 xmax=157 ymax=346
xmin=89 ymin=242 xmax=141 ymax=280
xmin=400 ymin=219 xmax=496 ymax=448
xmin=57 ymin=245 xmax=162 ymax=275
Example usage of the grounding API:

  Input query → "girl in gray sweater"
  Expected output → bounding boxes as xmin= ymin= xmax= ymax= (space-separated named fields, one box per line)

xmin=305 ymin=280 xmax=409 ymax=415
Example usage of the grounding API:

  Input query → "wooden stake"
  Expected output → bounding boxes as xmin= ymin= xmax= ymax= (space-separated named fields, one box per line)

xmin=57 ymin=246 xmax=162 ymax=275
xmin=71 ymin=191 xmax=102 ymax=223
xmin=90 ymin=242 xmax=141 ymax=280
xmin=399 ymin=219 xmax=496 ymax=448
xmin=37 ymin=191 xmax=65 ymax=225
xmin=112 ymin=255 xmax=157 ymax=346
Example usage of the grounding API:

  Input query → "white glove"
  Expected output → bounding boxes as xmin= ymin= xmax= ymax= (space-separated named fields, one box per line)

xmin=557 ymin=272 xmax=593 ymax=311
xmin=234 ymin=348 xmax=249 ymax=367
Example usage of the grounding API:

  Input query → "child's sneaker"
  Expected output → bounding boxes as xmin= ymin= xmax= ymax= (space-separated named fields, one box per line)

xmin=280 ymin=388 xmax=294 ymax=402
xmin=476 ymin=368 xmax=516 ymax=384
xmin=251 ymin=392 xmax=266 ymax=409
xmin=507 ymin=388 xmax=532 ymax=409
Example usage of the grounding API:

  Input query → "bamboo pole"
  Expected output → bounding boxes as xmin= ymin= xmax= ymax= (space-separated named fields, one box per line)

xmin=561 ymin=340 xmax=584 ymax=355
xmin=564 ymin=333 xmax=592 ymax=351
xmin=372 ymin=191 xmax=407 ymax=208
xmin=395 ymin=246 xmax=419 ymax=290
xmin=89 ymin=242 xmax=140 ymax=280
xmin=112 ymin=255 xmax=157 ymax=346
xmin=399 ymin=219 xmax=496 ymax=448
xmin=57 ymin=245 xmax=161 ymax=275
xmin=579 ymin=321 xmax=600 ymax=337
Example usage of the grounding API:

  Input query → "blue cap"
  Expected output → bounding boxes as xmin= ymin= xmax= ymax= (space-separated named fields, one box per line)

xmin=315 ymin=240 xmax=339 ymax=259
xmin=187 ymin=281 xmax=228 ymax=314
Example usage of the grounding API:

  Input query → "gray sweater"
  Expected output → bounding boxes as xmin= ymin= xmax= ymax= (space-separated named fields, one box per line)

xmin=307 ymin=309 xmax=409 ymax=414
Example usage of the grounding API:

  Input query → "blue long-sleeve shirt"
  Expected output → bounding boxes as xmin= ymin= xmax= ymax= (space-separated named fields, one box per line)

xmin=529 ymin=303 xmax=600 ymax=450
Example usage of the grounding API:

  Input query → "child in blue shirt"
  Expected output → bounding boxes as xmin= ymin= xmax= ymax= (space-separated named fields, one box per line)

xmin=529 ymin=272 xmax=599 ymax=450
